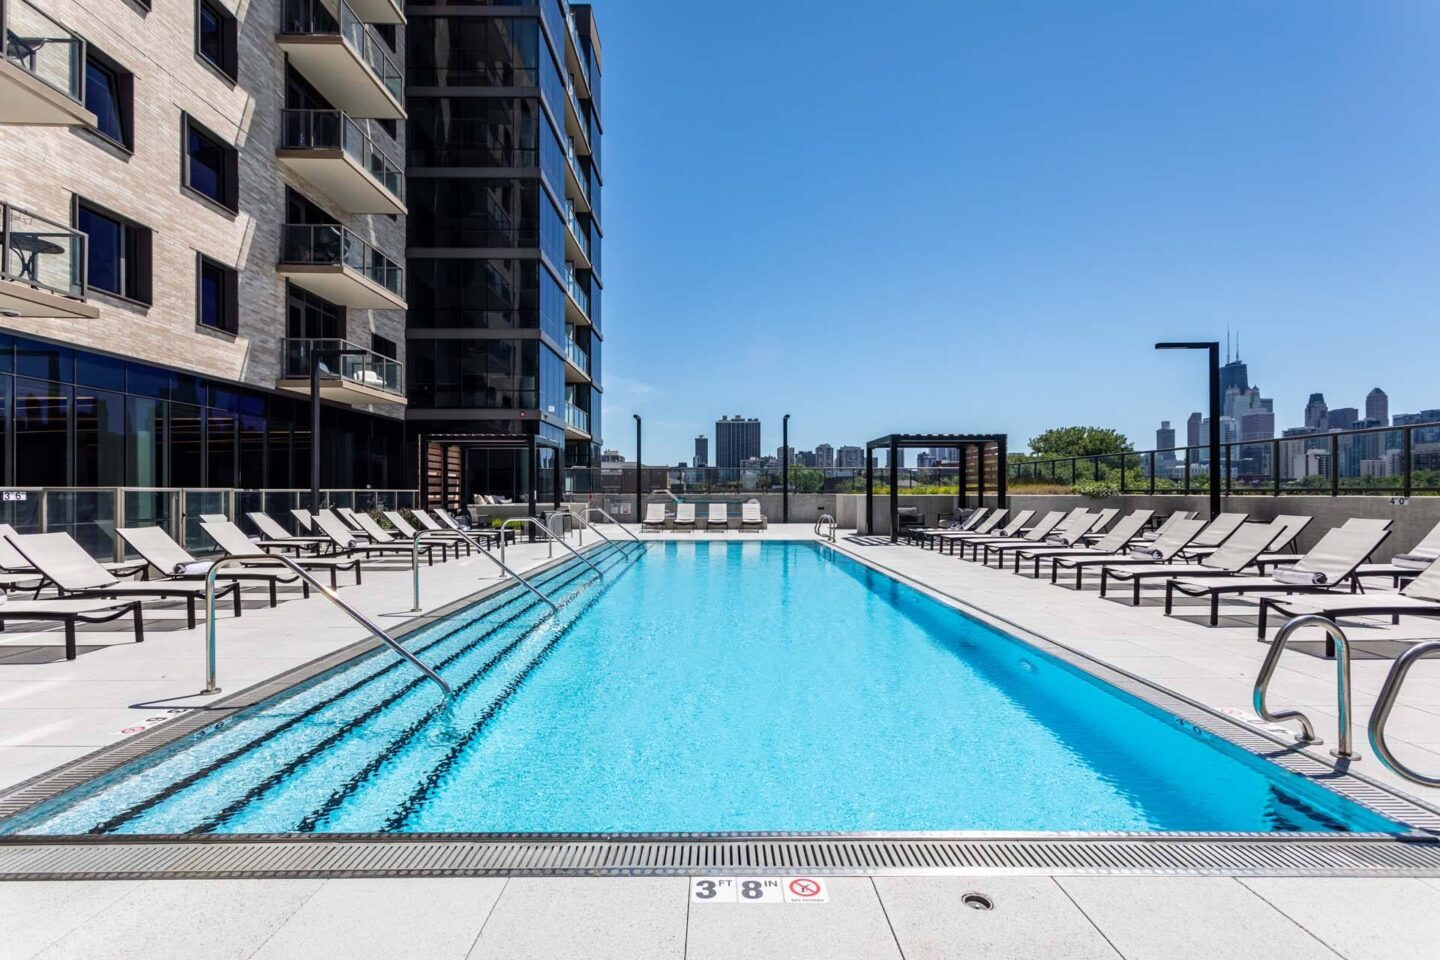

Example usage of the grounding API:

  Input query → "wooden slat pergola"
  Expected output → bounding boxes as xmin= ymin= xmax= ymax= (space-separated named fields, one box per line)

xmin=865 ymin=433 xmax=1008 ymax=542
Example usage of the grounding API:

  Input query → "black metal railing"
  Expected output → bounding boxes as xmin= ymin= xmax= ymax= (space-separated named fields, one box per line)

xmin=1006 ymin=422 xmax=1440 ymax=497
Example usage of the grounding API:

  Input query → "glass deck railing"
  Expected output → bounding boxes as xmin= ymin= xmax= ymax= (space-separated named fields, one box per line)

xmin=2 ymin=0 xmax=84 ymax=102
xmin=564 ymin=201 xmax=590 ymax=259
xmin=280 ymin=224 xmax=405 ymax=298
xmin=563 ymin=334 xmax=589 ymax=376
xmin=280 ymin=0 xmax=402 ymax=104
xmin=565 ymin=402 xmax=589 ymax=434
xmin=1 ymin=201 xmax=86 ymax=298
xmin=565 ymin=8 xmax=589 ymax=87
xmin=564 ymin=263 xmax=589 ymax=316
xmin=282 ymin=337 xmax=403 ymax=396
xmin=280 ymin=109 xmax=405 ymax=201
xmin=564 ymin=137 xmax=588 ymax=200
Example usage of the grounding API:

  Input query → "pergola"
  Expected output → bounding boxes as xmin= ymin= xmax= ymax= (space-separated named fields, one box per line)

xmin=865 ymin=434 xmax=1008 ymax=542
xmin=417 ymin=432 xmax=564 ymax=517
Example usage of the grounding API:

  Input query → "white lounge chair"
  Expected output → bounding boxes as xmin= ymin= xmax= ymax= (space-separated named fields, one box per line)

xmin=119 ymin=526 xmax=308 ymax=607
xmin=640 ymin=503 xmax=667 ymax=532
xmin=246 ymin=512 xmax=329 ymax=553
xmin=385 ymin=511 xmax=473 ymax=557
xmin=740 ymin=500 xmax=766 ymax=532
xmin=1093 ymin=519 xmax=1278 ymax=603
xmin=935 ymin=510 xmax=1032 ymax=558
xmin=0 ymin=523 xmax=147 ymax=582
xmin=1014 ymin=510 xmax=1154 ymax=577
xmin=706 ymin=503 xmax=730 ymax=531
xmin=1258 ymin=557 xmax=1440 ymax=640
xmin=200 ymin=520 xmax=363 ymax=588
xmin=674 ymin=503 xmax=696 ymax=533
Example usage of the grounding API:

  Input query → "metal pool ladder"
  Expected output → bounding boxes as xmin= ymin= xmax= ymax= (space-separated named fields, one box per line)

xmin=203 ymin=555 xmax=452 ymax=699
xmin=1254 ymin=615 xmax=1358 ymax=759
xmin=576 ymin=506 xmax=645 ymax=560
xmin=499 ymin=517 xmax=603 ymax=580
xmin=1370 ymin=639 xmax=1440 ymax=787
xmin=814 ymin=514 xmax=837 ymax=542
xmin=409 ymin=529 xmax=558 ymax=616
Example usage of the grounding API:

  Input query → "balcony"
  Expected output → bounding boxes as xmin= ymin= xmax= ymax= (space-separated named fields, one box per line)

xmin=278 ymin=224 xmax=406 ymax=309
xmin=564 ymin=402 xmax=590 ymax=438
xmin=278 ymin=109 xmax=405 ymax=215
xmin=563 ymin=201 xmax=590 ymax=270
xmin=0 ymin=202 xmax=98 ymax=318
xmin=345 ymin=0 xmax=404 ymax=26
xmin=563 ymin=263 xmax=589 ymax=323
xmin=277 ymin=337 xmax=405 ymax=406
xmin=564 ymin=137 xmax=591 ymax=214
xmin=0 ymin=0 xmax=96 ymax=127
xmin=563 ymin=333 xmax=589 ymax=382
xmin=278 ymin=0 xmax=404 ymax=120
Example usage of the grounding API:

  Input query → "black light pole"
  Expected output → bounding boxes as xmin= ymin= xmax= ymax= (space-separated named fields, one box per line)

xmin=781 ymin=413 xmax=790 ymax=524
xmin=1156 ymin=341 xmax=1221 ymax=520
xmin=633 ymin=414 xmax=642 ymax=524
xmin=309 ymin=344 xmax=370 ymax=512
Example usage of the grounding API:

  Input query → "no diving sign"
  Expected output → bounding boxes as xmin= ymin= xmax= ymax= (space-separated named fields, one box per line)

xmin=691 ymin=877 xmax=829 ymax=904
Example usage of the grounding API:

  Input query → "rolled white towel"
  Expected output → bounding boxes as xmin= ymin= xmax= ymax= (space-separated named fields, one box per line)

xmin=1141 ymin=531 xmax=1160 ymax=541
xmin=1273 ymin=566 xmax=1327 ymax=586
xmin=248 ymin=535 xmax=262 ymax=542
xmin=1392 ymin=553 xmax=1439 ymax=571
xmin=1128 ymin=546 xmax=1163 ymax=560
xmin=172 ymin=560 xmax=214 ymax=576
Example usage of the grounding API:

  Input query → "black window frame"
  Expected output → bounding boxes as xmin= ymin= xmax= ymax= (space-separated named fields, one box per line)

xmin=74 ymin=198 xmax=153 ymax=306
xmin=196 ymin=254 xmax=239 ymax=335
xmin=195 ymin=0 xmax=239 ymax=82
xmin=83 ymin=47 xmax=134 ymax=151
xmin=371 ymin=333 xmax=397 ymax=360
xmin=181 ymin=113 xmax=240 ymax=213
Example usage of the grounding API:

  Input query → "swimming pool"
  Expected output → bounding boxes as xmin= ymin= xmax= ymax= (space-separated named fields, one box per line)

xmin=0 ymin=541 xmax=1406 ymax=836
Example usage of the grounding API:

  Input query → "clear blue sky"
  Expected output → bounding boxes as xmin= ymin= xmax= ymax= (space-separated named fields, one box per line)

xmin=596 ymin=1 xmax=1440 ymax=463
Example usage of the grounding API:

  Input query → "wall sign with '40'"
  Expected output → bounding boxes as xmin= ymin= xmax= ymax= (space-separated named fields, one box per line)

xmin=690 ymin=877 xmax=830 ymax=904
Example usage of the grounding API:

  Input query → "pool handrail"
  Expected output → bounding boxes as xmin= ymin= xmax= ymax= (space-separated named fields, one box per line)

xmin=815 ymin=514 xmax=838 ymax=543
xmin=500 ymin=517 xmax=603 ymax=579
xmin=579 ymin=506 xmax=645 ymax=557
xmin=203 ymin=555 xmax=452 ymax=698
xmin=1254 ymin=614 xmax=1359 ymax=759
xmin=410 ymin=527 xmax=558 ymax=615
xmin=1368 ymin=639 xmax=1440 ymax=787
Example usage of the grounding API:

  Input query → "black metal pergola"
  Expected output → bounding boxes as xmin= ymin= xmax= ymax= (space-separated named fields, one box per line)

xmin=417 ymin=432 xmax=564 ymax=518
xmin=865 ymin=433 xmax=1008 ymax=542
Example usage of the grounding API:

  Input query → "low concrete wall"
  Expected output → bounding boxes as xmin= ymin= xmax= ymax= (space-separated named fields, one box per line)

xmin=839 ymin=494 xmax=978 ymax=536
xmin=1010 ymin=494 xmax=1435 ymax=562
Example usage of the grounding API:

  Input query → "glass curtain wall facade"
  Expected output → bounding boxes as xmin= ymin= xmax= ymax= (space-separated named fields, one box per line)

xmin=405 ymin=2 xmax=602 ymax=501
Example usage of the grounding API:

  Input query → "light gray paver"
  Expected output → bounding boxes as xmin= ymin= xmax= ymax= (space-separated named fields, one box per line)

xmin=0 ymin=880 xmax=140 ymax=960
xmin=874 ymin=876 xmax=1118 ymax=959
xmin=32 ymin=879 xmax=323 ymax=960
xmin=1057 ymin=877 xmax=1339 ymax=960
xmin=466 ymin=878 xmax=686 ymax=960
xmin=684 ymin=877 xmax=900 ymax=960
xmin=1240 ymin=878 xmax=1440 ymax=960
xmin=251 ymin=878 xmax=506 ymax=960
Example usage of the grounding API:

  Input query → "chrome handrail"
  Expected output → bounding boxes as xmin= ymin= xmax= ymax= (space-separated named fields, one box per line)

xmin=814 ymin=514 xmax=837 ymax=543
xmin=204 ymin=555 xmax=451 ymax=698
xmin=410 ymin=529 xmax=558 ymax=615
xmin=582 ymin=507 xmax=645 ymax=555
xmin=1368 ymin=639 xmax=1440 ymax=787
xmin=500 ymin=517 xmax=602 ymax=579
xmin=1254 ymin=615 xmax=1359 ymax=759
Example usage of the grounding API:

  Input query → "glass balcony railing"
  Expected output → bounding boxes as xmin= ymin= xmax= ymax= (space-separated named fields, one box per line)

xmin=565 ymin=402 xmax=589 ymax=434
xmin=1 ymin=201 xmax=86 ymax=298
xmin=564 ymin=201 xmax=590 ymax=260
xmin=565 ymin=9 xmax=589 ymax=86
xmin=563 ymin=335 xmax=589 ymax=376
xmin=2 ymin=0 xmax=84 ymax=102
xmin=564 ymin=137 xmax=588 ymax=200
xmin=564 ymin=263 xmax=589 ymax=316
xmin=280 ymin=223 xmax=404 ymax=298
xmin=280 ymin=109 xmax=404 ymax=201
xmin=282 ymin=337 xmax=403 ymax=396
xmin=279 ymin=0 xmax=402 ymax=103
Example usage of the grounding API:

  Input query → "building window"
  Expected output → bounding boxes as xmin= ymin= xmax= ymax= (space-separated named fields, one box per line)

xmin=371 ymin=334 xmax=397 ymax=359
xmin=196 ymin=0 xmax=238 ymax=81
xmin=182 ymin=115 xmax=239 ymax=211
xmin=196 ymin=255 xmax=239 ymax=334
xmin=76 ymin=201 xmax=152 ymax=304
xmin=84 ymin=50 xmax=133 ymax=149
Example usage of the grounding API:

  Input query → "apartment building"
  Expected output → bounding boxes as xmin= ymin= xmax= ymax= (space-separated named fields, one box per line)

xmin=0 ymin=0 xmax=408 ymax=489
xmin=404 ymin=1 xmax=603 ymax=506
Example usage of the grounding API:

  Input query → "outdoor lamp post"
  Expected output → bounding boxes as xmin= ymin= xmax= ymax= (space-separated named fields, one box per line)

xmin=310 ymin=343 xmax=372 ymax=512
xmin=782 ymin=413 xmax=791 ymax=524
xmin=633 ymin=414 xmax=642 ymax=525
xmin=1155 ymin=341 xmax=1221 ymax=519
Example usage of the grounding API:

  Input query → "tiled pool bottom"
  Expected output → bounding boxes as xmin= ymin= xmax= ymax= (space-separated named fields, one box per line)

xmin=0 ymin=542 xmax=1414 ymax=837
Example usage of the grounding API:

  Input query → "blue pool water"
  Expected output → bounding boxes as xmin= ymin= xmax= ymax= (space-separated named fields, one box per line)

xmin=1 ymin=542 xmax=1403 ymax=835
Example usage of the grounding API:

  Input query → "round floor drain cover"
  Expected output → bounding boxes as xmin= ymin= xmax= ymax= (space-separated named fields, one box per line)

xmin=962 ymin=892 xmax=994 ymax=910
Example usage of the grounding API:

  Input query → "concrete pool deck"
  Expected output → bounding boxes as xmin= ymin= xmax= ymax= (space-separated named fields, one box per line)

xmin=1 ymin=523 xmax=1438 ymax=957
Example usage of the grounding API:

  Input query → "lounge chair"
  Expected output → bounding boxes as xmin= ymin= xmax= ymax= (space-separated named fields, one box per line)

xmin=1257 ymin=557 xmax=1440 ymax=641
xmin=291 ymin=508 xmax=318 ymax=533
xmin=980 ymin=511 xmax=1102 ymax=568
xmin=118 ymin=526 xmax=308 ymax=607
xmin=933 ymin=510 xmax=1031 ymax=558
xmin=674 ymin=503 xmax=696 ymax=533
xmin=1349 ymin=519 xmax=1440 ymax=588
xmin=968 ymin=511 xmax=1069 ymax=565
xmin=246 ymin=512 xmax=329 ymax=553
xmin=8 ymin=532 xmax=241 ymax=629
xmin=313 ymin=511 xmax=438 ymax=566
xmin=0 ymin=523 xmax=148 ymax=582
xmin=1181 ymin=515 xmax=1310 ymax=561
xmin=1140 ymin=511 xmax=1198 ymax=541
xmin=1165 ymin=523 xmax=1393 ymax=626
xmin=348 ymin=511 xmax=448 ymax=562
xmin=1093 ymin=519 xmax=1280 ymax=603
xmin=0 ymin=598 xmax=144 ymax=660
xmin=384 ymin=511 xmax=473 ymax=557
xmin=432 ymin=509 xmax=511 ymax=549
xmin=1013 ymin=510 xmax=1154 ymax=577
xmin=640 ymin=503 xmax=668 ymax=533
xmin=895 ymin=506 xmax=925 ymax=536
xmin=1252 ymin=517 xmax=1393 ymax=574
xmin=1075 ymin=508 xmax=1121 ymax=544
xmin=1174 ymin=513 xmax=1250 ymax=559
xmin=917 ymin=509 xmax=994 ymax=548
xmin=1065 ymin=517 xmax=1208 ymax=596
xmin=706 ymin=503 xmax=730 ymax=531
xmin=740 ymin=500 xmax=766 ymax=532
xmin=200 ymin=520 xmax=363 ymax=588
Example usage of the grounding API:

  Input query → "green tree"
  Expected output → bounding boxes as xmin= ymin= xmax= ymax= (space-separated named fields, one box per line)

xmin=1026 ymin=426 xmax=1132 ymax=459
xmin=788 ymin=465 xmax=825 ymax=493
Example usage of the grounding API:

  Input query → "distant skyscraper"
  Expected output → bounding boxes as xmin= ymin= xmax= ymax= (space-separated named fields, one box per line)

xmin=1366 ymin=388 xmax=1389 ymax=426
xmin=1186 ymin=412 xmax=1203 ymax=449
xmin=693 ymin=436 xmax=709 ymax=468
xmin=795 ymin=450 xmax=817 ymax=468
xmin=815 ymin=443 xmax=835 ymax=469
xmin=1156 ymin=421 xmax=1176 ymax=463
xmin=776 ymin=445 xmax=794 ymax=466
xmin=836 ymin=445 xmax=865 ymax=469
xmin=1304 ymin=393 xmax=1329 ymax=431
xmin=1219 ymin=363 xmax=1250 ymax=414
xmin=715 ymin=416 xmax=761 ymax=469
xmin=1327 ymin=407 xmax=1359 ymax=432
xmin=1240 ymin=410 xmax=1275 ymax=442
